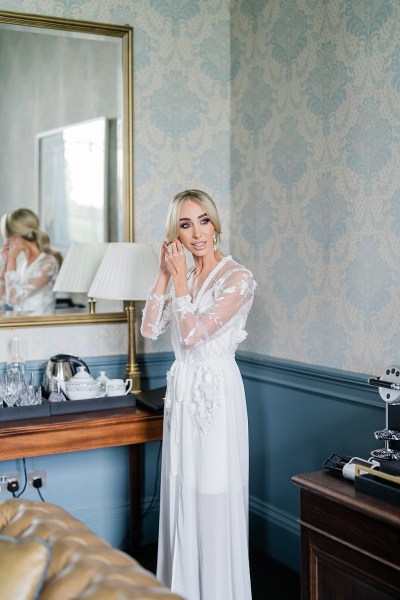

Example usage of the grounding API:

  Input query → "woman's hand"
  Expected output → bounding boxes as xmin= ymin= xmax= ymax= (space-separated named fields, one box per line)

xmin=159 ymin=242 xmax=170 ymax=277
xmin=165 ymin=240 xmax=189 ymax=298
xmin=5 ymin=236 xmax=26 ymax=260
xmin=0 ymin=236 xmax=28 ymax=273
xmin=152 ymin=240 xmax=188 ymax=298
xmin=165 ymin=239 xmax=187 ymax=279
xmin=1 ymin=241 xmax=10 ymax=259
xmin=150 ymin=242 xmax=171 ymax=297
xmin=0 ymin=242 xmax=10 ymax=278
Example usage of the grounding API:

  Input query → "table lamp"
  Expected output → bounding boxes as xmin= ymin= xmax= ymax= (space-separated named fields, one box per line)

xmin=88 ymin=242 xmax=159 ymax=393
xmin=53 ymin=243 xmax=109 ymax=313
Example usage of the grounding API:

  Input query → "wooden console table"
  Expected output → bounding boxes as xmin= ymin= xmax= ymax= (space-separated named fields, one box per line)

xmin=292 ymin=470 xmax=400 ymax=599
xmin=0 ymin=401 xmax=164 ymax=553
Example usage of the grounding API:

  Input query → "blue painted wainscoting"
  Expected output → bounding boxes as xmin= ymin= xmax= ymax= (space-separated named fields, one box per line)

xmin=238 ymin=352 xmax=385 ymax=572
xmin=0 ymin=351 xmax=384 ymax=572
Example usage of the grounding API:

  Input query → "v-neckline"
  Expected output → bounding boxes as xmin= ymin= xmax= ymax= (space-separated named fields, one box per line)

xmin=191 ymin=255 xmax=231 ymax=306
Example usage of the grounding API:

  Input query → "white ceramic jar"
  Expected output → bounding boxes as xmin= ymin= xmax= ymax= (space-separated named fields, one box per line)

xmin=64 ymin=366 xmax=106 ymax=400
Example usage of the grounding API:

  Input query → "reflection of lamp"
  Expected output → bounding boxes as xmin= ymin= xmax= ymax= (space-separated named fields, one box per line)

xmin=53 ymin=243 xmax=108 ymax=313
xmin=88 ymin=243 xmax=159 ymax=393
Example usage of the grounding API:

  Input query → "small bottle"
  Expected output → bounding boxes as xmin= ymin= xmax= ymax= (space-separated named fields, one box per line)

xmin=7 ymin=335 xmax=26 ymax=376
xmin=96 ymin=371 xmax=109 ymax=394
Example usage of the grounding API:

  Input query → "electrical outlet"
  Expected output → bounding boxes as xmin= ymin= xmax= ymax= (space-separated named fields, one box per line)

xmin=28 ymin=470 xmax=46 ymax=489
xmin=0 ymin=472 xmax=20 ymax=493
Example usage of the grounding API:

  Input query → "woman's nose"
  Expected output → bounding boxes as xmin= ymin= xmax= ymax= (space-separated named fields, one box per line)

xmin=192 ymin=226 xmax=200 ymax=238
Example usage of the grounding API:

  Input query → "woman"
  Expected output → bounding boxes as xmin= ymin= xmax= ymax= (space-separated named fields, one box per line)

xmin=0 ymin=208 xmax=62 ymax=314
xmin=141 ymin=190 xmax=256 ymax=600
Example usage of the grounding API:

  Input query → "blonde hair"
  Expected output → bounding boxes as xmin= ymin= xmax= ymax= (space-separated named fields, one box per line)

xmin=1 ymin=208 xmax=63 ymax=267
xmin=165 ymin=189 xmax=222 ymax=247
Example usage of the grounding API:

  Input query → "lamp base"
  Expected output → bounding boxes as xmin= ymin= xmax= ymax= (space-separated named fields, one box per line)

xmin=88 ymin=297 xmax=96 ymax=313
xmin=125 ymin=301 xmax=141 ymax=394
xmin=126 ymin=364 xmax=141 ymax=395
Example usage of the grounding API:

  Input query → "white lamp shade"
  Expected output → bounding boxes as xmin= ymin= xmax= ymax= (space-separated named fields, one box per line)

xmin=88 ymin=242 xmax=159 ymax=301
xmin=53 ymin=243 xmax=109 ymax=293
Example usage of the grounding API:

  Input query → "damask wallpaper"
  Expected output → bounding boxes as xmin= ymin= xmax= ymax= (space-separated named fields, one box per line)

xmin=231 ymin=0 xmax=400 ymax=374
xmin=0 ymin=0 xmax=399 ymax=376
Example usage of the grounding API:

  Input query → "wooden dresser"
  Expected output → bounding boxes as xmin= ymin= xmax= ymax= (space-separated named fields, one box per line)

xmin=292 ymin=470 xmax=400 ymax=599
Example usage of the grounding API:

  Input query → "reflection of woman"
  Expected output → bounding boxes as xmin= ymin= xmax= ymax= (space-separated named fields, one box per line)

xmin=0 ymin=208 xmax=62 ymax=314
xmin=141 ymin=190 xmax=256 ymax=600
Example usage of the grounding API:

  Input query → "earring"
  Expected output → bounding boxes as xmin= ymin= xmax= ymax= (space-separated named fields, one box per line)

xmin=213 ymin=233 xmax=218 ymax=250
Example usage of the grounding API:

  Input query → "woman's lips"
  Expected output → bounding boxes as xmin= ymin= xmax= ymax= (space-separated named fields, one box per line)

xmin=192 ymin=242 xmax=207 ymax=250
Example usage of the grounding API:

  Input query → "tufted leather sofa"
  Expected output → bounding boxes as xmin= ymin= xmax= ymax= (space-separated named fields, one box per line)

xmin=0 ymin=498 xmax=183 ymax=600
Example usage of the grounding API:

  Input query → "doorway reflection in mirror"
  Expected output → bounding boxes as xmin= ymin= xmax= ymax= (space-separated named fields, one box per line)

xmin=37 ymin=117 xmax=115 ymax=255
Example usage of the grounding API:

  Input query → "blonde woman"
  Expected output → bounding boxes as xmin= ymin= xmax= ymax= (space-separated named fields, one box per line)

xmin=0 ymin=208 xmax=62 ymax=314
xmin=141 ymin=190 xmax=256 ymax=600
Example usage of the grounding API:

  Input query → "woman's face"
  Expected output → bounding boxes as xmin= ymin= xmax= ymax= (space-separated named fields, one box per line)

xmin=178 ymin=200 xmax=215 ymax=257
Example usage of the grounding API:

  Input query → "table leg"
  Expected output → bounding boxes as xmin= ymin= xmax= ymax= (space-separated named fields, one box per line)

xmin=125 ymin=443 xmax=142 ymax=556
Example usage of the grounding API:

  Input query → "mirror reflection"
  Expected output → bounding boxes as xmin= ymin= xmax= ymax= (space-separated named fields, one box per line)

xmin=0 ymin=12 xmax=132 ymax=326
xmin=38 ymin=116 xmax=121 ymax=253
xmin=0 ymin=208 xmax=62 ymax=315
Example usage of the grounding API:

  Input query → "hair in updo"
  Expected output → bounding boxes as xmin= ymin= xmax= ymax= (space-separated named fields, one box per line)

xmin=1 ymin=208 xmax=62 ymax=267
xmin=165 ymin=189 xmax=222 ymax=248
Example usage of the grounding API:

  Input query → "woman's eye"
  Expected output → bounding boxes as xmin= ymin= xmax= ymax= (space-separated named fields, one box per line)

xmin=181 ymin=223 xmax=190 ymax=229
xmin=201 ymin=218 xmax=210 ymax=224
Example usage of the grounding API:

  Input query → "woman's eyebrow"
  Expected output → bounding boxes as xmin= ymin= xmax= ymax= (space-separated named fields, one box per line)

xmin=179 ymin=213 xmax=207 ymax=222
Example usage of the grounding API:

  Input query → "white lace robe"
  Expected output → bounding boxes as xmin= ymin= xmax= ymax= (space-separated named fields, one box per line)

xmin=141 ymin=255 xmax=256 ymax=600
xmin=0 ymin=252 xmax=59 ymax=315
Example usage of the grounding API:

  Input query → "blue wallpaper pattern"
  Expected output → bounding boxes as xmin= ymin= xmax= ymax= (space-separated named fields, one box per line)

xmin=1 ymin=0 xmax=400 ymax=375
xmin=231 ymin=0 xmax=400 ymax=374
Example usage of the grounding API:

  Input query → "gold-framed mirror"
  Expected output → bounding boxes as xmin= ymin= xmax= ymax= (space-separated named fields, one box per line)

xmin=0 ymin=10 xmax=133 ymax=328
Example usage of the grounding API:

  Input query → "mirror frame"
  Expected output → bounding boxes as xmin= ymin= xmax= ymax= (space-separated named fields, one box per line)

xmin=0 ymin=10 xmax=134 ymax=328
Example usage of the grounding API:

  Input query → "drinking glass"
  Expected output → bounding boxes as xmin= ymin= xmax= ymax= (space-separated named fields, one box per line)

xmin=4 ymin=371 xmax=23 ymax=407
xmin=0 ymin=372 xmax=5 ymax=407
xmin=23 ymin=385 xmax=42 ymax=406
xmin=18 ymin=371 xmax=42 ymax=406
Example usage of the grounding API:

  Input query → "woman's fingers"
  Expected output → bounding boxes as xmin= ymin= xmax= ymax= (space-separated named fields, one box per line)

xmin=160 ymin=242 xmax=168 ymax=259
xmin=164 ymin=240 xmax=185 ymax=276
xmin=158 ymin=242 xmax=170 ymax=276
xmin=167 ymin=240 xmax=183 ymax=255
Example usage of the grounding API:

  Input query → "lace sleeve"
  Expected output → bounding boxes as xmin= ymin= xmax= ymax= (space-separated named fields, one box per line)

xmin=5 ymin=255 xmax=58 ymax=307
xmin=141 ymin=289 xmax=173 ymax=340
xmin=173 ymin=268 xmax=256 ymax=349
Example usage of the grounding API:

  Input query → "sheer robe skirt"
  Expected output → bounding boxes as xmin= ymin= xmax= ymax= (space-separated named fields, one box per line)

xmin=156 ymin=359 xmax=252 ymax=600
